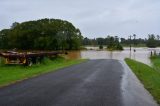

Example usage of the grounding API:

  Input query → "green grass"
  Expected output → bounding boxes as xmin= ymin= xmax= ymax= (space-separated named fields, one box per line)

xmin=150 ymin=55 xmax=160 ymax=72
xmin=125 ymin=58 xmax=160 ymax=104
xmin=0 ymin=57 xmax=87 ymax=87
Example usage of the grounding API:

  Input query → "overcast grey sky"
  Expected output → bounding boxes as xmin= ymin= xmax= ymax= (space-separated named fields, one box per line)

xmin=0 ymin=0 xmax=160 ymax=38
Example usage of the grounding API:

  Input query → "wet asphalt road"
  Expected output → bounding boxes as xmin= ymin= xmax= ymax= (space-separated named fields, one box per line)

xmin=0 ymin=60 xmax=124 ymax=106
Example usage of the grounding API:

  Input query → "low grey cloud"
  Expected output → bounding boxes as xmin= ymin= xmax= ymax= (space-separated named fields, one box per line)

xmin=0 ymin=0 xmax=160 ymax=38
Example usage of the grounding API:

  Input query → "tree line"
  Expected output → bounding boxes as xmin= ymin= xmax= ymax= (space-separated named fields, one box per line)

xmin=83 ymin=36 xmax=123 ymax=50
xmin=0 ymin=18 xmax=160 ymax=50
xmin=83 ymin=34 xmax=160 ymax=48
xmin=0 ymin=18 xmax=83 ymax=50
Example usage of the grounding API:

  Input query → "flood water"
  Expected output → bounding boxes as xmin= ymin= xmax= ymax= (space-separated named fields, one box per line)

xmin=67 ymin=47 xmax=160 ymax=65
xmin=0 ymin=47 xmax=159 ymax=66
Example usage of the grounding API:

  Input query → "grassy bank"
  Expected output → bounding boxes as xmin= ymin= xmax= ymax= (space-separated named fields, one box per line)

xmin=125 ymin=58 xmax=160 ymax=104
xmin=0 ymin=57 xmax=87 ymax=87
xmin=150 ymin=55 xmax=160 ymax=72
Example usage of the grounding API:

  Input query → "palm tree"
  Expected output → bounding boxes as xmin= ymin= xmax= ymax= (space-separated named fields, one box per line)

xmin=133 ymin=34 xmax=136 ymax=46
xmin=157 ymin=35 xmax=160 ymax=40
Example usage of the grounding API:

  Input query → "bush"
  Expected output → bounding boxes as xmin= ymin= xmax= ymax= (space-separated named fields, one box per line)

xmin=116 ymin=43 xmax=123 ymax=50
xmin=99 ymin=45 xmax=103 ymax=49
xmin=0 ymin=57 xmax=5 ymax=66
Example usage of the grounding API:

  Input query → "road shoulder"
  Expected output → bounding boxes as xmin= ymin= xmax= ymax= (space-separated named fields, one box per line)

xmin=120 ymin=60 xmax=158 ymax=106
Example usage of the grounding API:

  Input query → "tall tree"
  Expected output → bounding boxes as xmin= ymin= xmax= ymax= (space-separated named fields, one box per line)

xmin=1 ymin=18 xmax=83 ymax=50
xmin=146 ymin=34 xmax=157 ymax=48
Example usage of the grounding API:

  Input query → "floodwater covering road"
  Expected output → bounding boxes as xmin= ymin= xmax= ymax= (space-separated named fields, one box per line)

xmin=67 ymin=47 xmax=160 ymax=65
xmin=0 ymin=59 xmax=158 ymax=106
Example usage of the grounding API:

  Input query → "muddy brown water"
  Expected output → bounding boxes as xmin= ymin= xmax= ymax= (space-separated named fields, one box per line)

xmin=0 ymin=47 xmax=159 ymax=66
xmin=67 ymin=47 xmax=160 ymax=65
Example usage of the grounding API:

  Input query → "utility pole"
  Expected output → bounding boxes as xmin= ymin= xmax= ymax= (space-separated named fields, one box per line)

xmin=129 ymin=35 xmax=132 ymax=51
